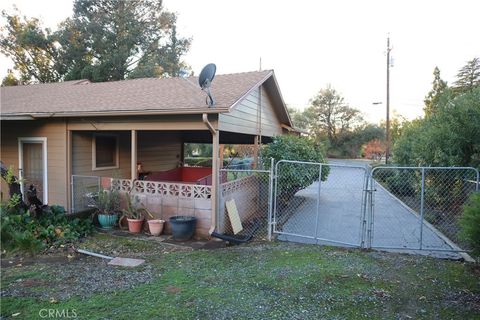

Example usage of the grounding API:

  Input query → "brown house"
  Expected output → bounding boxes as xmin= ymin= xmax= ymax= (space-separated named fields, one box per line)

xmin=0 ymin=70 xmax=294 ymax=237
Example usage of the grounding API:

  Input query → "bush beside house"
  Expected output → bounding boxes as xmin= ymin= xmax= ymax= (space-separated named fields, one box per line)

xmin=1 ymin=203 xmax=93 ymax=254
xmin=262 ymin=135 xmax=329 ymax=203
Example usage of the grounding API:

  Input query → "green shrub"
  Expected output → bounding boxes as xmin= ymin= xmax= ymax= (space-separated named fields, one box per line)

xmin=0 ymin=204 xmax=93 ymax=254
xmin=94 ymin=189 xmax=121 ymax=215
xmin=262 ymin=135 xmax=329 ymax=201
xmin=0 ymin=209 xmax=44 ymax=253
xmin=384 ymin=171 xmax=417 ymax=196
xmin=460 ymin=192 xmax=480 ymax=256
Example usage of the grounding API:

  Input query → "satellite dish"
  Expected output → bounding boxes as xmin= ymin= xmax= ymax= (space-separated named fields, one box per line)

xmin=198 ymin=63 xmax=216 ymax=107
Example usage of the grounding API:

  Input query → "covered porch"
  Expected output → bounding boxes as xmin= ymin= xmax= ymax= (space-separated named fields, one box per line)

xmin=68 ymin=123 xmax=272 ymax=238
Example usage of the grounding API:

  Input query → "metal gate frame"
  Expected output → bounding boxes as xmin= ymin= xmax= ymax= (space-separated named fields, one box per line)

xmin=368 ymin=166 xmax=480 ymax=253
xmin=270 ymin=161 xmax=479 ymax=255
xmin=271 ymin=160 xmax=369 ymax=248
xmin=71 ymin=175 xmax=101 ymax=213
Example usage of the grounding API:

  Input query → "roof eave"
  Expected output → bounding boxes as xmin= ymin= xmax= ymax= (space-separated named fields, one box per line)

xmin=0 ymin=115 xmax=36 ymax=120
xmin=0 ymin=108 xmax=229 ymax=119
xmin=268 ymin=72 xmax=294 ymax=127
xmin=226 ymin=70 xmax=294 ymax=128
xmin=227 ymin=70 xmax=274 ymax=112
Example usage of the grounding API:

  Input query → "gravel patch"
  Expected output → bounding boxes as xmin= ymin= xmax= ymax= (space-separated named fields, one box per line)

xmin=1 ymin=255 xmax=157 ymax=300
xmin=0 ymin=232 xmax=193 ymax=301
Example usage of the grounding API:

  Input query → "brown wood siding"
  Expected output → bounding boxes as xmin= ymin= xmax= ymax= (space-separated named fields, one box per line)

xmin=71 ymin=131 xmax=131 ymax=178
xmin=137 ymin=132 xmax=182 ymax=172
xmin=218 ymin=85 xmax=283 ymax=137
xmin=0 ymin=119 xmax=67 ymax=206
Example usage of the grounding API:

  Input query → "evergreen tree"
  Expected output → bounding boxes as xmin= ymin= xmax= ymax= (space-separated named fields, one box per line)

xmin=58 ymin=0 xmax=191 ymax=82
xmin=453 ymin=57 xmax=480 ymax=93
xmin=424 ymin=66 xmax=447 ymax=116
xmin=129 ymin=25 xmax=191 ymax=79
xmin=0 ymin=0 xmax=191 ymax=83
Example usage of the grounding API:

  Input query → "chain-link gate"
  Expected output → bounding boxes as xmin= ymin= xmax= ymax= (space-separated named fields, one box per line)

xmin=218 ymin=167 xmax=273 ymax=240
xmin=270 ymin=161 xmax=479 ymax=256
xmin=272 ymin=160 xmax=368 ymax=247
xmin=370 ymin=167 xmax=479 ymax=254
xmin=71 ymin=175 xmax=101 ymax=213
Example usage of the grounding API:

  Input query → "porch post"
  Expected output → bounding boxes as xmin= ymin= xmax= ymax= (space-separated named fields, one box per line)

xmin=202 ymin=113 xmax=219 ymax=235
xmin=131 ymin=130 xmax=137 ymax=180
xmin=210 ymin=130 xmax=219 ymax=235
xmin=66 ymin=129 xmax=72 ymax=212
xmin=253 ymin=135 xmax=259 ymax=169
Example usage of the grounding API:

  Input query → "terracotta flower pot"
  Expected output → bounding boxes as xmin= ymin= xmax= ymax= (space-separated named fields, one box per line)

xmin=127 ymin=218 xmax=144 ymax=233
xmin=147 ymin=219 xmax=165 ymax=236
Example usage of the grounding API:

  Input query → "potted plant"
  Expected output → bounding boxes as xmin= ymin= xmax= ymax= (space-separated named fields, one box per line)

xmin=122 ymin=194 xmax=153 ymax=233
xmin=94 ymin=189 xmax=120 ymax=229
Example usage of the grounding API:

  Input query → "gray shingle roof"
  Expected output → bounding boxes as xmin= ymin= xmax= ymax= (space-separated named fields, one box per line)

xmin=0 ymin=70 xmax=273 ymax=117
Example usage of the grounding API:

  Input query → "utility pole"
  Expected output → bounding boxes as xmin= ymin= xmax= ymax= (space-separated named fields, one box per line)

xmin=385 ymin=36 xmax=392 ymax=164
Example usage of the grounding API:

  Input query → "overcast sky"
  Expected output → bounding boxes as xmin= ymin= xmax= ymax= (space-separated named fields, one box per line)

xmin=1 ymin=0 xmax=479 ymax=123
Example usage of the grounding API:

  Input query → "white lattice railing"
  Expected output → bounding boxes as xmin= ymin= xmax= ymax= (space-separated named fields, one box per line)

xmin=111 ymin=179 xmax=211 ymax=199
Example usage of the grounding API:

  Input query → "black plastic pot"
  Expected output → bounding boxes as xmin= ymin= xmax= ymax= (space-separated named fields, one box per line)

xmin=169 ymin=216 xmax=197 ymax=241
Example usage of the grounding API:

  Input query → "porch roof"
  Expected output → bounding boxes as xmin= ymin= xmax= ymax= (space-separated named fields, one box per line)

xmin=1 ymin=70 xmax=291 ymax=126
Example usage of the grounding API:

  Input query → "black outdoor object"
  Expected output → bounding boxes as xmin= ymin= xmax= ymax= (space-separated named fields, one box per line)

xmin=211 ymin=231 xmax=252 ymax=244
xmin=169 ymin=216 xmax=197 ymax=241
xmin=198 ymin=63 xmax=216 ymax=107
xmin=211 ymin=217 xmax=262 ymax=245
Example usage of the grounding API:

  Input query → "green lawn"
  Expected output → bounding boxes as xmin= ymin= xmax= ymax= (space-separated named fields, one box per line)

xmin=1 ymin=233 xmax=479 ymax=319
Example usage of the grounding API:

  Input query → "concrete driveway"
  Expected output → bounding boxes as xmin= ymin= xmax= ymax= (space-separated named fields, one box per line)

xmin=277 ymin=159 xmax=462 ymax=259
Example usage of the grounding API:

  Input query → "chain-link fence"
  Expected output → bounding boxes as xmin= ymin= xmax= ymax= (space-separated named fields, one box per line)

xmin=273 ymin=161 xmax=368 ymax=247
xmin=371 ymin=167 xmax=479 ymax=252
xmin=71 ymin=175 xmax=101 ymax=213
xmin=218 ymin=168 xmax=273 ymax=240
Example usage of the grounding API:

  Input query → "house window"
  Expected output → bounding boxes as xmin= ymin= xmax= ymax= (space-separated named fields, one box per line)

xmin=93 ymin=134 xmax=119 ymax=170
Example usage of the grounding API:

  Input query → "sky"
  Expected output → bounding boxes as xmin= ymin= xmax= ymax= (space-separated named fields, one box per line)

xmin=1 ymin=0 xmax=479 ymax=124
